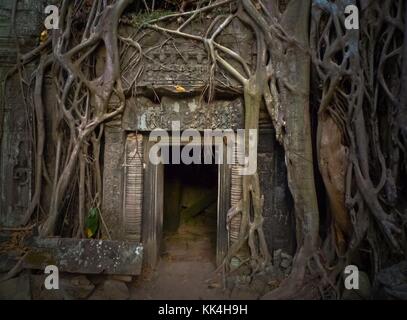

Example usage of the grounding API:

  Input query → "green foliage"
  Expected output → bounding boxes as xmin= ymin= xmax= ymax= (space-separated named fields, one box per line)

xmin=85 ymin=207 xmax=100 ymax=238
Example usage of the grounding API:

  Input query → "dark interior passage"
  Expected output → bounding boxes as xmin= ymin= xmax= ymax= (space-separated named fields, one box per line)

xmin=162 ymin=159 xmax=218 ymax=264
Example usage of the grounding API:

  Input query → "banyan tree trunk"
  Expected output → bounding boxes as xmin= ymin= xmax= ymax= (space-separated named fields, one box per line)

xmin=263 ymin=0 xmax=320 ymax=299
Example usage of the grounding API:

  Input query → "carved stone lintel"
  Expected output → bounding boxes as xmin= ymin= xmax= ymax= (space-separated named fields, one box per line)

xmin=122 ymin=96 xmax=244 ymax=131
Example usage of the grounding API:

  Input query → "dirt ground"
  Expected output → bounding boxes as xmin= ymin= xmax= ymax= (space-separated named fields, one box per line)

xmin=130 ymin=210 xmax=259 ymax=300
xmin=130 ymin=208 xmax=224 ymax=299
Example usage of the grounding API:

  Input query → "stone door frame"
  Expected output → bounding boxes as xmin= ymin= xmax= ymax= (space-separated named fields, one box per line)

xmin=141 ymin=134 xmax=231 ymax=268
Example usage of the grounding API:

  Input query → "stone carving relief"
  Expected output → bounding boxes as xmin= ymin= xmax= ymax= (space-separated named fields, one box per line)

xmin=122 ymin=96 xmax=244 ymax=131
xmin=119 ymin=18 xmax=256 ymax=94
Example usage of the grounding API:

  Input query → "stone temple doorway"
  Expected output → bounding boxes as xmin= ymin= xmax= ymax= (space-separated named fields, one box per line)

xmin=142 ymin=138 xmax=231 ymax=269
xmin=162 ymin=158 xmax=218 ymax=265
xmin=133 ymin=141 xmax=233 ymax=299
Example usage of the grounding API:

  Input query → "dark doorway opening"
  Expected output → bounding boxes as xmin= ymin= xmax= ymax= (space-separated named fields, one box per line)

xmin=162 ymin=160 xmax=218 ymax=264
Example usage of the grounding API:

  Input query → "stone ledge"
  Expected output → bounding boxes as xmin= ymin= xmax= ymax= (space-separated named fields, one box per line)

xmin=22 ymin=237 xmax=143 ymax=276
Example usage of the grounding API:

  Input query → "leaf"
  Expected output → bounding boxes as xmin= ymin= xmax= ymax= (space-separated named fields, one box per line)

xmin=85 ymin=207 xmax=100 ymax=238
xmin=175 ymin=85 xmax=186 ymax=93
xmin=40 ymin=30 xmax=48 ymax=44
xmin=85 ymin=228 xmax=93 ymax=238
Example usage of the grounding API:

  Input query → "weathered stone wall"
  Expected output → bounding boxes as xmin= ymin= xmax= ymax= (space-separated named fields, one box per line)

xmin=101 ymin=18 xmax=255 ymax=243
xmin=0 ymin=0 xmax=43 ymax=226
xmin=101 ymin=17 xmax=296 ymax=257
xmin=258 ymin=129 xmax=296 ymax=255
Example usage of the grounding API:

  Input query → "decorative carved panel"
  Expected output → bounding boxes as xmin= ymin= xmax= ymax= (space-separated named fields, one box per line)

xmin=120 ymin=18 xmax=256 ymax=93
xmin=123 ymin=133 xmax=144 ymax=242
xmin=122 ymin=96 xmax=244 ymax=131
